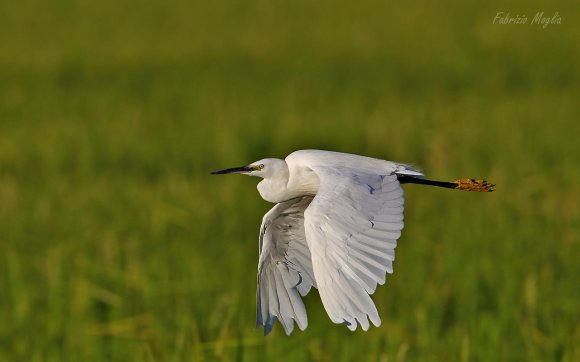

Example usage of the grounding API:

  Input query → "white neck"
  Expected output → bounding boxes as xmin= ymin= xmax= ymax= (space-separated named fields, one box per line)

xmin=257 ymin=168 xmax=290 ymax=203
xmin=256 ymin=161 xmax=321 ymax=203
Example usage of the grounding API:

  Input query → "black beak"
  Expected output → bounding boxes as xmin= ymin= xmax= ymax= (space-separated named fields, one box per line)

xmin=211 ymin=165 xmax=253 ymax=175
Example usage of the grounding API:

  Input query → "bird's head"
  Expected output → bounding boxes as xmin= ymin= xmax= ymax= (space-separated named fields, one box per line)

xmin=211 ymin=158 xmax=285 ymax=179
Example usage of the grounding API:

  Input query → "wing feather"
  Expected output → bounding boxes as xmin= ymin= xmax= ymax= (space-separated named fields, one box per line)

xmin=256 ymin=196 xmax=315 ymax=335
xmin=300 ymin=163 xmax=406 ymax=331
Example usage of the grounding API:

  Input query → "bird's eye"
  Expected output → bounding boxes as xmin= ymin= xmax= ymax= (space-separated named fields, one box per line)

xmin=259 ymin=164 xmax=265 ymax=169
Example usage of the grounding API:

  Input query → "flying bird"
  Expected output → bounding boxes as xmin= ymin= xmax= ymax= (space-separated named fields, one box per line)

xmin=212 ymin=150 xmax=494 ymax=335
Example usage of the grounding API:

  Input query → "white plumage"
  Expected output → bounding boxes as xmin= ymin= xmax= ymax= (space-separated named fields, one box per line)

xmin=212 ymin=149 xmax=493 ymax=335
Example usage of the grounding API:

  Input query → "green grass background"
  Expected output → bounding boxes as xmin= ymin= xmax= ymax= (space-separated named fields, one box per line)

xmin=1 ymin=1 xmax=578 ymax=361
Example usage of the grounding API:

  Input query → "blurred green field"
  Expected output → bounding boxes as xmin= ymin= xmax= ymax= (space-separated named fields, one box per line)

xmin=1 ymin=1 xmax=579 ymax=361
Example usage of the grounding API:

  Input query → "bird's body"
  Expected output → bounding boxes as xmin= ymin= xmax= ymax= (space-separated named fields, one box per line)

xmin=212 ymin=150 xmax=494 ymax=335
xmin=255 ymin=150 xmax=422 ymax=203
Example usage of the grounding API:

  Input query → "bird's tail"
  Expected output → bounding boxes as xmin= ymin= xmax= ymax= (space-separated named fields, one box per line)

xmin=397 ymin=175 xmax=495 ymax=192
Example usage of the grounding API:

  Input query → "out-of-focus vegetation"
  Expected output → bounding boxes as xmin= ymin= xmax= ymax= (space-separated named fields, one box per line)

xmin=0 ymin=1 xmax=578 ymax=360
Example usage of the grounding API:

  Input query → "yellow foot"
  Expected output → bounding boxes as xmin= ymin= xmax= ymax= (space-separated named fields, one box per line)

xmin=454 ymin=179 xmax=495 ymax=192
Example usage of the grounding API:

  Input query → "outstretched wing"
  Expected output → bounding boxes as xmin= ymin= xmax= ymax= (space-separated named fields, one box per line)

xmin=257 ymin=196 xmax=316 ymax=335
xmin=303 ymin=167 xmax=405 ymax=331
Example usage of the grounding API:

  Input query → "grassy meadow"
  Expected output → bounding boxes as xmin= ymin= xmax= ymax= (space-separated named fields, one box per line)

xmin=0 ymin=1 xmax=579 ymax=360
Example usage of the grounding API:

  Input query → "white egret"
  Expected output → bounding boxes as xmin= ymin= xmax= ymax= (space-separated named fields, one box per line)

xmin=212 ymin=150 xmax=494 ymax=335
